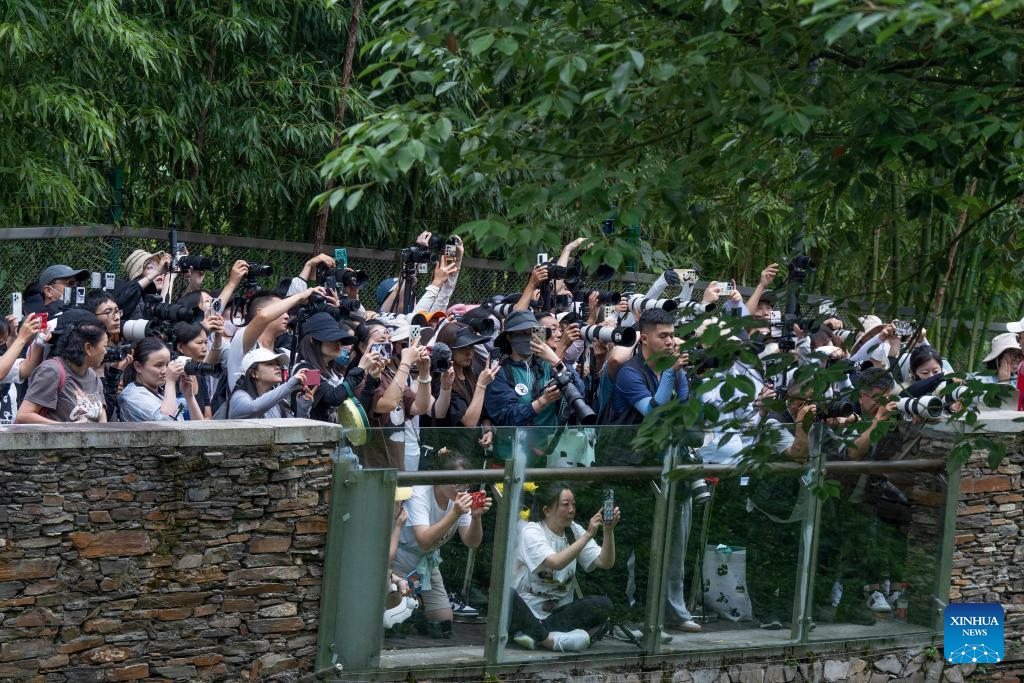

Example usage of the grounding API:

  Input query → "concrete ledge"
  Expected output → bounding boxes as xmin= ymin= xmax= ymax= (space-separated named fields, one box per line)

xmin=926 ymin=410 xmax=1024 ymax=435
xmin=0 ymin=418 xmax=345 ymax=451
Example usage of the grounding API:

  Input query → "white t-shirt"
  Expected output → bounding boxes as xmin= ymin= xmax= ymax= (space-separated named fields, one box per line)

xmin=512 ymin=521 xmax=601 ymax=620
xmin=393 ymin=485 xmax=471 ymax=572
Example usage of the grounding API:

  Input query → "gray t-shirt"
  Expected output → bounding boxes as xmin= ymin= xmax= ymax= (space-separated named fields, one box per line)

xmin=24 ymin=358 xmax=104 ymax=423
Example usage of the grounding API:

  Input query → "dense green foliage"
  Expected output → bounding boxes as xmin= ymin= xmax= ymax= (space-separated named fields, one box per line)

xmin=4 ymin=0 xmax=1024 ymax=366
xmin=322 ymin=0 xmax=1024 ymax=364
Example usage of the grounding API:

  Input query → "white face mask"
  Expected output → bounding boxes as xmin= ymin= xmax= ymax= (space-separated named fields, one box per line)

xmin=870 ymin=342 xmax=890 ymax=363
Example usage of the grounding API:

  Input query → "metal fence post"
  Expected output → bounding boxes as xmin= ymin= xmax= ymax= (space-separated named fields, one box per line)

xmin=483 ymin=431 xmax=526 ymax=668
xmin=315 ymin=463 xmax=397 ymax=674
xmin=643 ymin=444 xmax=677 ymax=654
xmin=933 ymin=459 xmax=962 ymax=633
xmin=790 ymin=423 xmax=825 ymax=644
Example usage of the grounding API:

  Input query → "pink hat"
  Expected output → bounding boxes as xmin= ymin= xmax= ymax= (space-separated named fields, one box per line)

xmin=446 ymin=303 xmax=478 ymax=318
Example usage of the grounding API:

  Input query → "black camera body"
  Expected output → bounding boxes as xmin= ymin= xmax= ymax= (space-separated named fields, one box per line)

xmin=316 ymin=264 xmax=369 ymax=290
xmin=143 ymin=295 xmax=204 ymax=325
xmin=182 ymin=360 xmax=221 ymax=377
xmin=247 ymin=262 xmax=273 ymax=278
xmin=430 ymin=342 xmax=453 ymax=373
xmin=103 ymin=342 xmax=132 ymax=364
xmin=547 ymin=367 xmax=596 ymax=425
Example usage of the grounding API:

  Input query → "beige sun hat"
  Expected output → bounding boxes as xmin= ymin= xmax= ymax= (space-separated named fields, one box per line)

xmin=124 ymin=249 xmax=168 ymax=280
xmin=982 ymin=332 xmax=1022 ymax=364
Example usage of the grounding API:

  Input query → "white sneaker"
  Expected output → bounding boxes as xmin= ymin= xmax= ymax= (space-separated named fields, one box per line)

xmin=610 ymin=623 xmax=644 ymax=642
xmin=831 ymin=580 xmax=843 ymax=608
xmin=513 ymin=631 xmax=536 ymax=650
xmin=383 ymin=597 xmax=417 ymax=628
xmin=552 ymin=629 xmax=591 ymax=652
xmin=887 ymin=590 xmax=902 ymax=605
xmin=868 ymin=591 xmax=892 ymax=612
xmin=666 ymin=619 xmax=702 ymax=633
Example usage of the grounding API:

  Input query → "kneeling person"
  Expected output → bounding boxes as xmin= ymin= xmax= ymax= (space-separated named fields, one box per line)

xmin=510 ymin=484 xmax=618 ymax=652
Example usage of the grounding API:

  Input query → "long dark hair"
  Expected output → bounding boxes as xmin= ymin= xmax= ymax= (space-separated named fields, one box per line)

xmin=122 ymin=336 xmax=168 ymax=386
xmin=52 ymin=321 xmax=108 ymax=369
xmin=435 ymin=323 xmax=480 ymax=402
xmin=529 ymin=482 xmax=572 ymax=523
xmin=296 ymin=327 xmax=352 ymax=379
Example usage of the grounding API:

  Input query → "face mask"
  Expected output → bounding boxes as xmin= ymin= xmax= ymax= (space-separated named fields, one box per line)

xmin=870 ymin=342 xmax=890 ymax=363
xmin=337 ymin=348 xmax=351 ymax=367
xmin=510 ymin=338 xmax=534 ymax=358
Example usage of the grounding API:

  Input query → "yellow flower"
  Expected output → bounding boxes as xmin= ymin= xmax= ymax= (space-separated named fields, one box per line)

xmin=523 ymin=482 xmax=538 ymax=493
xmin=519 ymin=509 xmax=530 ymax=521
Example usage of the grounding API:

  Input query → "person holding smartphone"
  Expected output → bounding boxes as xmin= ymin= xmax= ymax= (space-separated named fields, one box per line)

xmin=214 ymin=347 xmax=311 ymax=419
xmin=118 ymin=337 xmax=205 ymax=422
xmin=291 ymin=312 xmax=381 ymax=422
xmin=0 ymin=313 xmax=45 ymax=424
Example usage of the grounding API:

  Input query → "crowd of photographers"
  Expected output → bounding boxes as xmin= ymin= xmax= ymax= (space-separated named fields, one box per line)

xmin=4 ymin=231 xmax=1017 ymax=650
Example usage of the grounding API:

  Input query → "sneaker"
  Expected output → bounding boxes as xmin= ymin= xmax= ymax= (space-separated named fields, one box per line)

xmin=513 ymin=631 xmax=536 ymax=650
xmin=552 ymin=629 xmax=591 ymax=653
xmin=449 ymin=593 xmax=482 ymax=622
xmin=609 ymin=623 xmax=643 ymax=643
xmin=868 ymin=591 xmax=892 ymax=613
xmin=831 ymin=580 xmax=843 ymax=608
xmin=759 ymin=615 xmax=784 ymax=630
xmin=383 ymin=597 xmax=417 ymax=628
xmin=887 ymin=590 xmax=902 ymax=606
xmin=665 ymin=619 xmax=703 ymax=633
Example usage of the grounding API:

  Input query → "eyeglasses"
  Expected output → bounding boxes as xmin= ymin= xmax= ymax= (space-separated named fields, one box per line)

xmin=97 ymin=307 xmax=122 ymax=319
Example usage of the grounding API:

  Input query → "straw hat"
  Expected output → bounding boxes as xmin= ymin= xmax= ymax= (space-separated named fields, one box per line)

xmin=124 ymin=249 xmax=167 ymax=280
xmin=850 ymin=315 xmax=885 ymax=354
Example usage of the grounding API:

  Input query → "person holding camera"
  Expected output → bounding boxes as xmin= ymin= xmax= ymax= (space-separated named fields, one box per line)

xmin=215 ymin=347 xmax=312 ymax=419
xmin=509 ymin=482 xmax=618 ymax=652
xmin=223 ymin=286 xmax=326 ymax=388
xmin=378 ymin=233 xmax=463 ymax=315
xmin=119 ymin=250 xmax=173 ymax=319
xmin=172 ymin=321 xmax=219 ymax=419
xmin=391 ymin=449 xmax=492 ymax=639
xmin=977 ymin=332 xmax=1023 ymax=410
xmin=483 ymin=310 xmax=586 ymax=465
xmin=17 ymin=310 xmax=108 ymax=424
xmin=0 ymin=313 xmax=45 ymax=424
xmin=118 ymin=336 xmax=206 ymax=422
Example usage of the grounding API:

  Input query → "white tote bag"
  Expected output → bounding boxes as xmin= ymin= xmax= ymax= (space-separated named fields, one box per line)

xmin=702 ymin=544 xmax=753 ymax=622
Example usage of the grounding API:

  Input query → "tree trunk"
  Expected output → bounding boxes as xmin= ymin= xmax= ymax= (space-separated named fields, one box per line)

xmin=183 ymin=41 xmax=218 ymax=232
xmin=312 ymin=0 xmax=364 ymax=255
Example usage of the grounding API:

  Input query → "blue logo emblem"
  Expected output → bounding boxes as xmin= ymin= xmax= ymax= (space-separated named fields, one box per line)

xmin=944 ymin=603 xmax=1004 ymax=664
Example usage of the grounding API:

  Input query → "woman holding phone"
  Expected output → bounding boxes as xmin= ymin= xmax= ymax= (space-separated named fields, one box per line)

xmin=429 ymin=322 xmax=499 ymax=453
xmin=214 ymin=347 xmax=311 ymax=419
xmin=292 ymin=312 xmax=385 ymax=422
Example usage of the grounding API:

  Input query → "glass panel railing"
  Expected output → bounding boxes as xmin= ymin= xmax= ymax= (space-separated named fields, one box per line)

xmin=807 ymin=462 xmax=950 ymax=643
xmin=323 ymin=425 xmax=955 ymax=675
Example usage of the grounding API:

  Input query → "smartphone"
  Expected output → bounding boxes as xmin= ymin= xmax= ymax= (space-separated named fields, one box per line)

xmin=536 ymin=252 xmax=548 ymax=267
xmin=531 ymin=325 xmax=546 ymax=347
xmin=603 ymin=489 xmax=615 ymax=522
xmin=469 ymin=491 xmax=487 ymax=509
xmin=90 ymin=272 xmax=102 ymax=289
xmin=334 ymin=248 xmax=348 ymax=268
xmin=720 ymin=282 xmax=735 ymax=296
xmin=75 ymin=287 xmax=86 ymax=305
xmin=61 ymin=288 xmax=72 ymax=304
xmin=325 ymin=274 xmax=338 ymax=293
xmin=604 ymin=304 xmax=615 ymax=321
xmin=304 ymin=369 xmax=321 ymax=387
xmin=37 ymin=312 xmax=48 ymax=330
xmin=210 ymin=298 xmax=223 ymax=316
xmin=417 ymin=262 xmax=428 ymax=274
xmin=104 ymin=273 xmax=115 ymax=290
xmin=444 ymin=244 xmax=456 ymax=258
xmin=410 ymin=325 xmax=422 ymax=344
xmin=371 ymin=342 xmax=392 ymax=360
xmin=404 ymin=570 xmax=423 ymax=595
xmin=11 ymin=293 xmax=22 ymax=321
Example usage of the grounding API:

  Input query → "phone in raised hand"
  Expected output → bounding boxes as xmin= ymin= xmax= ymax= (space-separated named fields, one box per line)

xmin=537 ymin=253 xmax=548 ymax=267
xmin=104 ymin=273 xmax=116 ymax=290
xmin=603 ymin=489 xmax=615 ymax=522
xmin=90 ymin=272 xmax=102 ymax=289
xmin=334 ymin=248 xmax=348 ymax=268
xmin=304 ymin=369 xmax=321 ymax=387
xmin=11 ymin=293 xmax=22 ymax=322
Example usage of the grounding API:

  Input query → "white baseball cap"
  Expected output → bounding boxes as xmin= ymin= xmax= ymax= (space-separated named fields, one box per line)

xmin=241 ymin=347 xmax=289 ymax=375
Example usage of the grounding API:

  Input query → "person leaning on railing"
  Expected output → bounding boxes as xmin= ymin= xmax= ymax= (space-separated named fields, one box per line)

xmin=17 ymin=310 xmax=108 ymax=424
xmin=509 ymin=483 xmax=617 ymax=653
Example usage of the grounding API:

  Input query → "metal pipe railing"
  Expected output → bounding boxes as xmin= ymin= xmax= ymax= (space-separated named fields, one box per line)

xmin=395 ymin=458 xmax=946 ymax=485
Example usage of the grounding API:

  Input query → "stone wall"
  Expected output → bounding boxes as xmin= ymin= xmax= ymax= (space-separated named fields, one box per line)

xmin=0 ymin=420 xmax=341 ymax=681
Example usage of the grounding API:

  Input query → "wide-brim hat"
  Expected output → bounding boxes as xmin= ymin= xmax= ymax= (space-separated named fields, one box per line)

xmin=983 ymin=332 xmax=1022 ymax=364
xmin=851 ymin=315 xmax=885 ymax=353
xmin=124 ymin=250 xmax=167 ymax=281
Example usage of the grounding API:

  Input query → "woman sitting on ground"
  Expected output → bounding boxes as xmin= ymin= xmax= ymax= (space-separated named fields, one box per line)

xmin=509 ymin=483 xmax=619 ymax=653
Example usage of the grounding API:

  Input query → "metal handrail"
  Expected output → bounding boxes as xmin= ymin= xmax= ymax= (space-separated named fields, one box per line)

xmin=395 ymin=458 xmax=946 ymax=485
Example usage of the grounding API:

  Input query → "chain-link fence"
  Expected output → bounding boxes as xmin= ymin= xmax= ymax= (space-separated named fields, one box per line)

xmin=0 ymin=226 xmax=997 ymax=370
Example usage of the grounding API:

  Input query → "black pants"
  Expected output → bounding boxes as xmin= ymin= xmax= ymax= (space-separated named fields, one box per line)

xmin=510 ymin=593 xmax=611 ymax=643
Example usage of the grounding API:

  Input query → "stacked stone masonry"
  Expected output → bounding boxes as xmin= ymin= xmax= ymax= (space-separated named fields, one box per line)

xmin=0 ymin=418 xmax=1021 ymax=682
